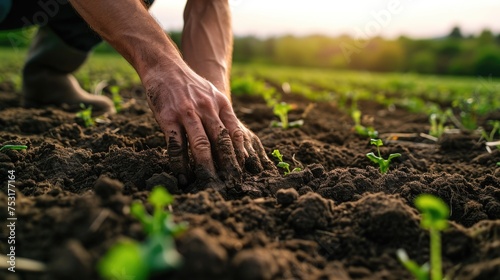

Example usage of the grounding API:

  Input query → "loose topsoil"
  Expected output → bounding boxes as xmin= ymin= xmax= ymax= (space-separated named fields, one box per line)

xmin=1 ymin=81 xmax=499 ymax=280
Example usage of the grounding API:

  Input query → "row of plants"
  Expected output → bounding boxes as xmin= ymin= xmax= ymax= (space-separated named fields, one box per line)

xmin=230 ymin=67 xmax=500 ymax=158
xmin=234 ymin=64 xmax=500 ymax=109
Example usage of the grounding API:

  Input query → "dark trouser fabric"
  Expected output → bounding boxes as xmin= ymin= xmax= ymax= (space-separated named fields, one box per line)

xmin=0 ymin=0 xmax=155 ymax=52
xmin=0 ymin=0 xmax=101 ymax=52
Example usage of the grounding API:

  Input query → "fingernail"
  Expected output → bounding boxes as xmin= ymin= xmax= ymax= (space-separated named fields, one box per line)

xmin=179 ymin=174 xmax=187 ymax=185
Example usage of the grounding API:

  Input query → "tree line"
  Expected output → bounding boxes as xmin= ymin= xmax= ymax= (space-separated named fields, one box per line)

xmin=1 ymin=26 xmax=499 ymax=77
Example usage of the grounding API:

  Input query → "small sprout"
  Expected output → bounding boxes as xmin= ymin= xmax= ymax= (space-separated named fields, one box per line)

xmin=497 ymin=162 xmax=500 ymax=166
xmin=398 ymin=194 xmax=449 ymax=280
xmin=0 ymin=145 xmax=28 ymax=152
xmin=396 ymin=249 xmax=429 ymax=280
xmin=98 ymin=240 xmax=147 ymax=280
xmin=110 ymin=86 xmax=123 ymax=113
xmin=76 ymin=103 xmax=95 ymax=127
xmin=415 ymin=194 xmax=449 ymax=231
xmin=352 ymin=109 xmax=378 ymax=138
xmin=99 ymin=186 xmax=187 ymax=280
xmin=429 ymin=109 xmax=451 ymax=138
xmin=366 ymin=138 xmax=401 ymax=173
xmin=481 ymin=120 xmax=500 ymax=151
xmin=271 ymin=102 xmax=303 ymax=129
xmin=452 ymin=98 xmax=478 ymax=130
xmin=415 ymin=194 xmax=450 ymax=280
xmin=271 ymin=149 xmax=301 ymax=175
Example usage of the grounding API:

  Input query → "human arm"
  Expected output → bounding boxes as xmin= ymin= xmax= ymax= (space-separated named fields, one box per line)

xmin=69 ymin=0 xmax=274 ymax=186
xmin=182 ymin=0 xmax=276 ymax=174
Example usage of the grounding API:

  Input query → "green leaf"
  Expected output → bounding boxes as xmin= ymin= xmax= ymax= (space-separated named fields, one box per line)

xmin=352 ymin=109 xmax=362 ymax=125
xmin=130 ymin=201 xmax=153 ymax=234
xmin=149 ymin=186 xmax=173 ymax=209
xmin=415 ymin=194 xmax=450 ymax=230
xmin=0 ymin=145 xmax=28 ymax=152
xmin=379 ymin=160 xmax=390 ymax=173
xmin=291 ymin=167 xmax=302 ymax=173
xmin=273 ymin=102 xmax=291 ymax=129
xmin=277 ymin=162 xmax=290 ymax=169
xmin=273 ymin=102 xmax=291 ymax=116
xmin=110 ymin=86 xmax=123 ymax=113
xmin=130 ymin=201 xmax=147 ymax=220
xmin=366 ymin=128 xmax=379 ymax=138
xmin=271 ymin=149 xmax=284 ymax=162
xmin=370 ymin=138 xmax=383 ymax=147
xmin=388 ymin=153 xmax=402 ymax=161
xmin=366 ymin=152 xmax=382 ymax=164
xmin=143 ymin=235 xmax=182 ymax=273
xmin=396 ymin=249 xmax=429 ymax=280
xmin=98 ymin=240 xmax=148 ymax=280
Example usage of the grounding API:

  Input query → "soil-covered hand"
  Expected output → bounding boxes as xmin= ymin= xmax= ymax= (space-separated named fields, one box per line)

xmin=144 ymin=68 xmax=275 ymax=187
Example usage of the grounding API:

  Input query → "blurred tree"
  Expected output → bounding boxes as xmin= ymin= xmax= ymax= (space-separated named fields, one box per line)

xmin=435 ymin=40 xmax=461 ymax=74
xmin=478 ymin=29 xmax=495 ymax=45
xmin=448 ymin=26 xmax=463 ymax=39
xmin=474 ymin=45 xmax=500 ymax=77
xmin=409 ymin=51 xmax=436 ymax=74
xmin=233 ymin=36 xmax=263 ymax=62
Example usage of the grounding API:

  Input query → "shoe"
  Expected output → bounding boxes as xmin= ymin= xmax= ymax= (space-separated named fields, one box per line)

xmin=23 ymin=26 xmax=115 ymax=115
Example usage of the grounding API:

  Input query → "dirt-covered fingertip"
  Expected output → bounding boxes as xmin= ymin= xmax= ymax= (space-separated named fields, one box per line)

xmin=250 ymin=136 xmax=278 ymax=173
xmin=166 ymin=129 xmax=191 ymax=186
xmin=215 ymin=129 xmax=243 ymax=180
xmin=261 ymin=155 xmax=278 ymax=172
xmin=234 ymin=148 xmax=247 ymax=170
xmin=244 ymin=155 xmax=263 ymax=174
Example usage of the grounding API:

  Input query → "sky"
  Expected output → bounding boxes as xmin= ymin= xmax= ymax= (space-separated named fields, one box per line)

xmin=150 ymin=0 xmax=500 ymax=39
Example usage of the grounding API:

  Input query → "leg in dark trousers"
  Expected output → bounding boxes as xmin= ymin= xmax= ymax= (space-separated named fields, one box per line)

xmin=1 ymin=0 xmax=113 ymax=113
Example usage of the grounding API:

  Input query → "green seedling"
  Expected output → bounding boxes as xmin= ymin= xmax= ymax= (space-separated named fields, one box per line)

xmin=497 ymin=162 xmax=500 ymax=167
xmin=271 ymin=149 xmax=301 ymax=175
xmin=0 ymin=145 xmax=27 ymax=152
xmin=366 ymin=139 xmax=401 ymax=173
xmin=271 ymin=102 xmax=304 ymax=129
xmin=99 ymin=186 xmax=187 ymax=280
xmin=396 ymin=249 xmax=429 ymax=280
xmin=352 ymin=109 xmax=378 ymax=138
xmin=429 ymin=109 xmax=451 ymax=138
xmin=398 ymin=194 xmax=450 ymax=280
xmin=230 ymin=75 xmax=279 ymax=107
xmin=481 ymin=120 xmax=500 ymax=151
xmin=482 ymin=120 xmax=500 ymax=140
xmin=110 ymin=85 xmax=123 ymax=113
xmin=452 ymin=98 xmax=479 ymax=130
xmin=76 ymin=103 xmax=95 ymax=127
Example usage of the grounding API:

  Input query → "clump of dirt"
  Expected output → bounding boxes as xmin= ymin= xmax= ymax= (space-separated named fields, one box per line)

xmin=0 ymin=84 xmax=499 ymax=280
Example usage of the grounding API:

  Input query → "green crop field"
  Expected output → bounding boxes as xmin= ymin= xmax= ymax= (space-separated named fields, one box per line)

xmin=2 ymin=46 xmax=499 ymax=119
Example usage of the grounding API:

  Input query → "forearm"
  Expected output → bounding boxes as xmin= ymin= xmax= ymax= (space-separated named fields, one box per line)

xmin=69 ymin=0 xmax=188 ymax=85
xmin=182 ymin=0 xmax=233 ymax=97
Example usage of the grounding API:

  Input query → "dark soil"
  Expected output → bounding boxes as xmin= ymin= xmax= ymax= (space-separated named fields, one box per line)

xmin=1 ymin=82 xmax=499 ymax=280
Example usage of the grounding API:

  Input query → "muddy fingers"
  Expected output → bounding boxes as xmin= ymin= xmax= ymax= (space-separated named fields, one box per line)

xmin=243 ymin=136 xmax=263 ymax=174
xmin=251 ymin=135 xmax=278 ymax=172
xmin=166 ymin=129 xmax=191 ymax=186
xmin=214 ymin=129 xmax=242 ymax=183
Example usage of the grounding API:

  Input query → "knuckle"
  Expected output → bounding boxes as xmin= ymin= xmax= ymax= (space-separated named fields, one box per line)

xmin=191 ymin=135 xmax=211 ymax=152
xmin=231 ymin=128 xmax=245 ymax=143
xmin=167 ymin=137 xmax=183 ymax=157
xmin=217 ymin=128 xmax=234 ymax=150
xmin=184 ymin=107 xmax=198 ymax=119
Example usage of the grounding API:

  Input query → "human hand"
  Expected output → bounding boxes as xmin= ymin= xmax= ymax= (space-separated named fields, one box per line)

xmin=144 ymin=67 xmax=275 ymax=187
